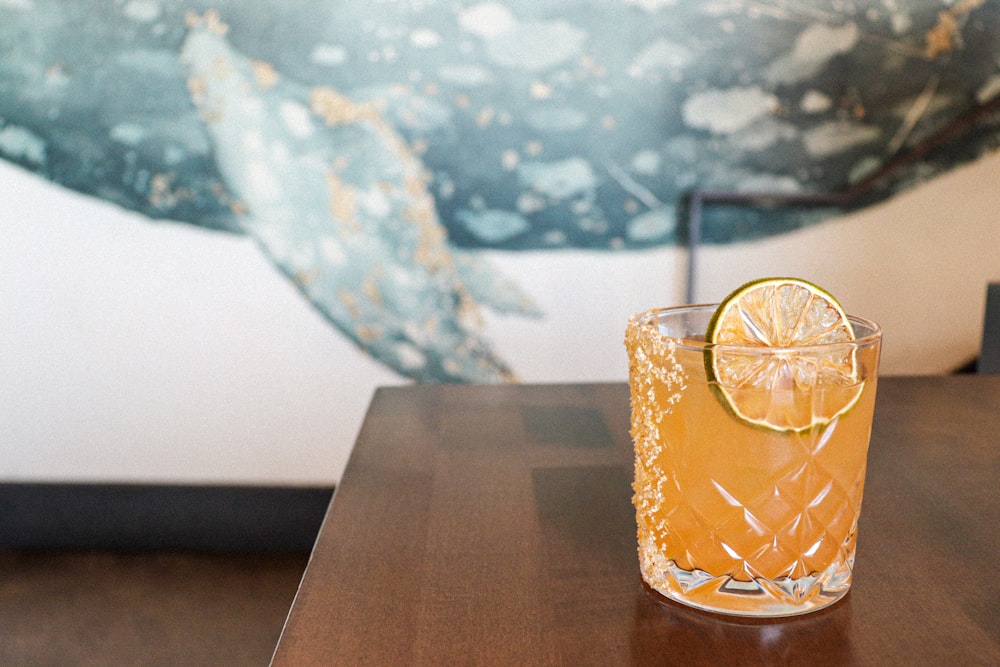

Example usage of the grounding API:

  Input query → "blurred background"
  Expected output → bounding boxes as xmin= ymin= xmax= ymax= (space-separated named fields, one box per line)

xmin=2 ymin=0 xmax=998 ymax=486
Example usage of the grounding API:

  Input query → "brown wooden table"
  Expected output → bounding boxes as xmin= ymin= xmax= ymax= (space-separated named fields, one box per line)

xmin=272 ymin=376 xmax=1000 ymax=665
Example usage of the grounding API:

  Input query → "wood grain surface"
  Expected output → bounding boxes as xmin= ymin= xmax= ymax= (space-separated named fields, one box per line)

xmin=273 ymin=377 xmax=1000 ymax=666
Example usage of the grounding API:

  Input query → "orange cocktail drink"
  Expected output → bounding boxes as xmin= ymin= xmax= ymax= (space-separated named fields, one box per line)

xmin=625 ymin=287 xmax=882 ymax=617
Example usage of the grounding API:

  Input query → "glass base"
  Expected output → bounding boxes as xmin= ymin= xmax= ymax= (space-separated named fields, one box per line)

xmin=641 ymin=555 xmax=853 ymax=618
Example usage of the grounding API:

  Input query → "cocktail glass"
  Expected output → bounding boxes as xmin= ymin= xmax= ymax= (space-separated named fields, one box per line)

xmin=625 ymin=304 xmax=882 ymax=617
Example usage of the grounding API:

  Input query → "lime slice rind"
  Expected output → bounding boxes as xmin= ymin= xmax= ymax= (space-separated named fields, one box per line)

xmin=705 ymin=278 xmax=864 ymax=433
xmin=706 ymin=375 xmax=866 ymax=434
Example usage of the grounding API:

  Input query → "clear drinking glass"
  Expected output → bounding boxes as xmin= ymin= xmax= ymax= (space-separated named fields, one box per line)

xmin=625 ymin=304 xmax=882 ymax=617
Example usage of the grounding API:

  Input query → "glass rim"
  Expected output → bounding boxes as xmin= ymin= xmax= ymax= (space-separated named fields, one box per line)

xmin=633 ymin=303 xmax=883 ymax=353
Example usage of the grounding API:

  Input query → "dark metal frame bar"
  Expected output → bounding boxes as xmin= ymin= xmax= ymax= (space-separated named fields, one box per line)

xmin=684 ymin=94 xmax=1000 ymax=304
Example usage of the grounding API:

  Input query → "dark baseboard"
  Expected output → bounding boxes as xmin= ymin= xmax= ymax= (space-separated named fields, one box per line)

xmin=0 ymin=483 xmax=334 ymax=553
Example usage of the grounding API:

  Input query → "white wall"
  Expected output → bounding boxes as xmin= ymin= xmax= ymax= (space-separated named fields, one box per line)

xmin=1 ymin=162 xmax=399 ymax=485
xmin=695 ymin=153 xmax=1000 ymax=375
xmin=2 ymin=151 xmax=998 ymax=485
xmin=484 ymin=149 xmax=1000 ymax=381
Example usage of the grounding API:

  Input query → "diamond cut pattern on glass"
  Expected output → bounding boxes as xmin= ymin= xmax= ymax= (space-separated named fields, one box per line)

xmin=655 ymin=418 xmax=863 ymax=586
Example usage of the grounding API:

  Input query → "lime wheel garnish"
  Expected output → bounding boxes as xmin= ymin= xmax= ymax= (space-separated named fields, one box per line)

xmin=705 ymin=277 xmax=862 ymax=432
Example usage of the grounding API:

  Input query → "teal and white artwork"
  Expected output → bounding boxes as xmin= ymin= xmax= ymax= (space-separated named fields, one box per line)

xmin=2 ymin=0 xmax=998 ymax=381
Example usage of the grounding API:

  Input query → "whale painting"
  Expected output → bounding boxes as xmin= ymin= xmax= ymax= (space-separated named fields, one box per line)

xmin=2 ymin=0 xmax=998 ymax=382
